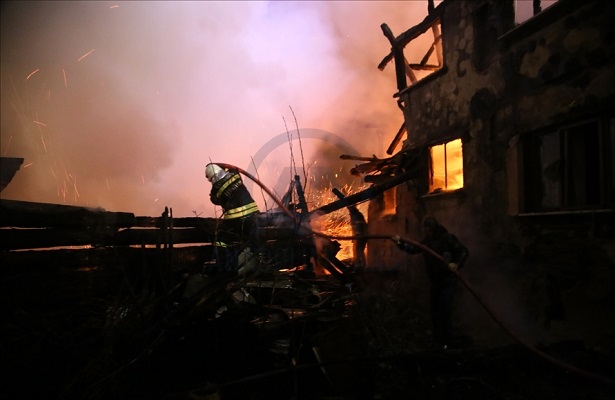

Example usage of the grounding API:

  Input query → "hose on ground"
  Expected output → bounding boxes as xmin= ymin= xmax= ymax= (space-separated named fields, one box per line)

xmin=215 ymin=163 xmax=615 ymax=388
xmin=323 ymin=232 xmax=615 ymax=388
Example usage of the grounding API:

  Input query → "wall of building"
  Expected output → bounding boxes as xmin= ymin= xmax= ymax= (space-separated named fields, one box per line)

xmin=368 ymin=0 xmax=615 ymax=350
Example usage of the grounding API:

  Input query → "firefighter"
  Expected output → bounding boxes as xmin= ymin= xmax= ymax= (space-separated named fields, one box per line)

xmin=348 ymin=204 xmax=367 ymax=270
xmin=332 ymin=188 xmax=367 ymax=270
xmin=205 ymin=163 xmax=260 ymax=273
xmin=392 ymin=216 xmax=469 ymax=349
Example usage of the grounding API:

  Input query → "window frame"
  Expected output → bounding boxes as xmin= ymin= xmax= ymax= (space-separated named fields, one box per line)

xmin=426 ymin=137 xmax=465 ymax=195
xmin=518 ymin=115 xmax=614 ymax=214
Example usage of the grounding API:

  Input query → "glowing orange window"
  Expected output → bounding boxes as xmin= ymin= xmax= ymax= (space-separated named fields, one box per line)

xmin=429 ymin=138 xmax=464 ymax=193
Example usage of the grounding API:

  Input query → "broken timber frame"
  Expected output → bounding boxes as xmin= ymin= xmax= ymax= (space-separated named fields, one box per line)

xmin=309 ymin=171 xmax=414 ymax=217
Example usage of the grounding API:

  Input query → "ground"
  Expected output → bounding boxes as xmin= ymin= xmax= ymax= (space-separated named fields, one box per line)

xmin=1 ymin=266 xmax=614 ymax=400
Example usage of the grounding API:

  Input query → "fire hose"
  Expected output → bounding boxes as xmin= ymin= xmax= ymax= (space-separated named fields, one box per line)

xmin=214 ymin=163 xmax=615 ymax=388
xmin=320 ymin=233 xmax=615 ymax=388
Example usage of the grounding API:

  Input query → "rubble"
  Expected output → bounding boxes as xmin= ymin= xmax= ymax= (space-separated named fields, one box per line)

xmin=1 ymin=174 xmax=614 ymax=399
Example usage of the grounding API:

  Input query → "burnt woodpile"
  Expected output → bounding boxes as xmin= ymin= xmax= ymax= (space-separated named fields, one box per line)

xmin=1 ymin=198 xmax=220 ymax=252
xmin=2 ymin=198 xmax=614 ymax=399
xmin=0 ymin=198 xmax=361 ymax=399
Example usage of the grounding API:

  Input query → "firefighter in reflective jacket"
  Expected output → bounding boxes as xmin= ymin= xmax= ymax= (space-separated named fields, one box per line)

xmin=205 ymin=163 xmax=260 ymax=273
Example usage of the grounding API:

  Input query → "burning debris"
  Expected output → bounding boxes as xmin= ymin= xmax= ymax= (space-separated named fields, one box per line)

xmin=3 ymin=0 xmax=615 ymax=397
xmin=2 ymin=156 xmax=614 ymax=399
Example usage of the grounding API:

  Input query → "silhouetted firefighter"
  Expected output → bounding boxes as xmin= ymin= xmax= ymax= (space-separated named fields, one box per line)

xmin=332 ymin=188 xmax=367 ymax=270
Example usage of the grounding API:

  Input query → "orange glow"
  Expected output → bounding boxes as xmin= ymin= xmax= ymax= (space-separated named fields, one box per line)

xmin=382 ymin=187 xmax=396 ymax=215
xmin=309 ymin=183 xmax=368 ymax=261
xmin=429 ymin=138 xmax=463 ymax=192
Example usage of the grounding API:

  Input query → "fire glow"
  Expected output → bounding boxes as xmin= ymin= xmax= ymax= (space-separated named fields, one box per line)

xmin=1 ymin=1 xmax=435 ymax=217
xmin=309 ymin=183 xmax=368 ymax=261
xmin=429 ymin=138 xmax=464 ymax=192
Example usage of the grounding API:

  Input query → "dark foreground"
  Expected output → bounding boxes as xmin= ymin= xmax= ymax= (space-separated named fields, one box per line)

xmin=1 ymin=266 xmax=613 ymax=400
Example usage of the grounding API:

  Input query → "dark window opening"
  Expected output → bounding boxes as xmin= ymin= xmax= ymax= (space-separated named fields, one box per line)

xmin=515 ymin=0 xmax=559 ymax=25
xmin=473 ymin=1 xmax=515 ymax=71
xmin=523 ymin=118 xmax=614 ymax=212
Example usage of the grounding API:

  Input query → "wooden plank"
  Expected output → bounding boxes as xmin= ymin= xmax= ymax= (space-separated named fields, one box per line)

xmin=0 ymin=245 xmax=215 ymax=272
xmin=0 ymin=157 xmax=23 ymax=192
xmin=378 ymin=9 xmax=443 ymax=71
xmin=387 ymin=123 xmax=407 ymax=155
xmin=308 ymin=171 xmax=415 ymax=216
xmin=0 ymin=199 xmax=136 ymax=228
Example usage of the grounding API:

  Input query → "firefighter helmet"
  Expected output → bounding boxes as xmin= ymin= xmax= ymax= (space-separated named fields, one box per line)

xmin=205 ymin=163 xmax=226 ymax=183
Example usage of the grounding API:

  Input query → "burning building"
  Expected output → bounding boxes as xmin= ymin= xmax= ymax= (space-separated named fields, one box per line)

xmin=2 ymin=1 xmax=615 ymax=398
xmin=355 ymin=0 xmax=615 ymax=351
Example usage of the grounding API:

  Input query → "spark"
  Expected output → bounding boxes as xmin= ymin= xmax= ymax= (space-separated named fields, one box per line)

xmin=106 ymin=177 xmax=110 ymax=191
xmin=33 ymin=120 xmax=48 ymax=127
xmin=141 ymin=173 xmax=145 ymax=184
xmin=73 ymin=175 xmax=80 ymax=198
xmin=61 ymin=178 xmax=66 ymax=202
xmin=62 ymin=69 xmax=67 ymax=87
xmin=26 ymin=69 xmax=40 ymax=80
xmin=2 ymin=136 xmax=12 ymax=155
xmin=40 ymin=136 xmax=48 ymax=154
xmin=64 ymin=169 xmax=80 ymax=199
xmin=23 ymin=162 xmax=33 ymax=168
xmin=110 ymin=4 xmax=119 ymax=8
xmin=77 ymin=49 xmax=95 ymax=62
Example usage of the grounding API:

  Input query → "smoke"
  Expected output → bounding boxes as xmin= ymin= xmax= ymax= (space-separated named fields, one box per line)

xmin=1 ymin=1 xmax=433 ymax=217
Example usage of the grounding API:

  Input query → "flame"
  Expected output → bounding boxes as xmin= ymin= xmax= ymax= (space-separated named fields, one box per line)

xmin=307 ymin=182 xmax=368 ymax=261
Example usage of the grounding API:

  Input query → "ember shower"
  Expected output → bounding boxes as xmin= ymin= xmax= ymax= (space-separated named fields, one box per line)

xmin=0 ymin=1 xmax=436 ymax=217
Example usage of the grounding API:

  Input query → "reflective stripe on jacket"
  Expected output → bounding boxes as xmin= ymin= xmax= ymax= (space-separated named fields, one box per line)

xmin=210 ymin=171 xmax=259 ymax=219
xmin=216 ymin=174 xmax=240 ymax=199
xmin=224 ymin=202 xmax=259 ymax=219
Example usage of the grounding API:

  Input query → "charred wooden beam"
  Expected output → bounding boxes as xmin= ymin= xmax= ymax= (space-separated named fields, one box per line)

xmin=339 ymin=154 xmax=383 ymax=162
xmin=380 ymin=23 xmax=407 ymax=92
xmin=0 ymin=199 xmax=136 ymax=228
xmin=0 ymin=224 xmax=244 ymax=251
xmin=386 ymin=122 xmax=407 ymax=155
xmin=0 ymin=245 xmax=215 ymax=272
xmin=308 ymin=171 xmax=415 ymax=217
xmin=378 ymin=9 xmax=443 ymax=71
xmin=340 ymin=154 xmax=397 ymax=176
xmin=0 ymin=157 xmax=23 ymax=192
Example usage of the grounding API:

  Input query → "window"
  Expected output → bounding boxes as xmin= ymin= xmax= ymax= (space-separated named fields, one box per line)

xmin=382 ymin=187 xmax=397 ymax=216
xmin=473 ymin=1 xmax=515 ymax=71
xmin=522 ymin=118 xmax=615 ymax=212
xmin=515 ymin=0 xmax=559 ymax=25
xmin=428 ymin=138 xmax=464 ymax=193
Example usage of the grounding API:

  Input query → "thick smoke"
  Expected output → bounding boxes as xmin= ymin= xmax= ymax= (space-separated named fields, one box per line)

xmin=1 ymin=1 xmax=434 ymax=217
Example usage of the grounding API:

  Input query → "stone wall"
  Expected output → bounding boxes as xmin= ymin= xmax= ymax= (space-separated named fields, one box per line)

xmin=368 ymin=0 xmax=615 ymax=351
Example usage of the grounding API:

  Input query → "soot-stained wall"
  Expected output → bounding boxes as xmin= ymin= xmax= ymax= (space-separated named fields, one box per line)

xmin=368 ymin=0 xmax=615 ymax=350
